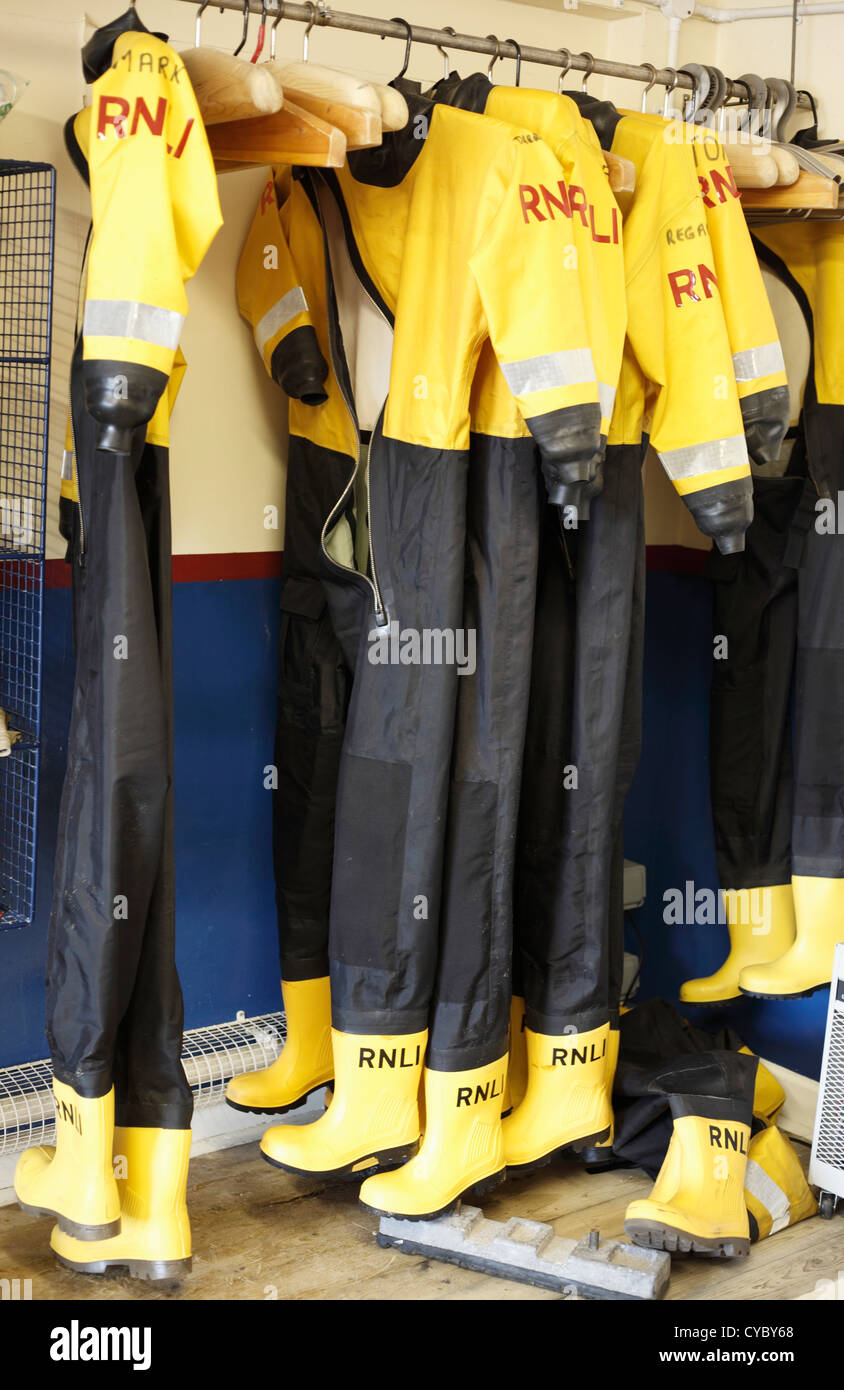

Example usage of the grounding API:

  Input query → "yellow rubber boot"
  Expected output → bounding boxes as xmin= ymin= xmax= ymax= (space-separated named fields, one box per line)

xmin=744 ymin=1126 xmax=817 ymax=1240
xmin=226 ymin=977 xmax=333 ymax=1115
xmin=15 ymin=1080 xmax=121 ymax=1240
xmin=739 ymin=1047 xmax=786 ymax=1127
xmin=50 ymin=1127 xmax=192 ymax=1280
xmin=504 ymin=996 xmax=527 ymax=1115
xmin=681 ymin=885 xmax=796 ymax=1004
xmin=260 ymin=1030 xmax=425 ymax=1180
xmin=359 ymin=1057 xmax=507 ymax=1220
xmin=593 ymin=1026 xmax=620 ymax=1150
xmin=625 ymin=1114 xmax=752 ymax=1258
xmin=502 ymin=1022 xmax=613 ymax=1172
xmin=739 ymin=876 xmax=844 ymax=999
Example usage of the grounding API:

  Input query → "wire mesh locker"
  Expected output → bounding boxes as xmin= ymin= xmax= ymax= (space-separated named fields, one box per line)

xmin=0 ymin=161 xmax=54 ymax=926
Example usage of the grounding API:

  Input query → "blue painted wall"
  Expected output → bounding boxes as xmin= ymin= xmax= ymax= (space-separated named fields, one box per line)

xmin=0 ymin=577 xmax=284 ymax=1069
xmin=0 ymin=566 xmax=830 ymax=1080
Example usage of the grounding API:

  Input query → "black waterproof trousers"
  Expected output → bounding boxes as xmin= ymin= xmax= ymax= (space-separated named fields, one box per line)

xmin=47 ymin=343 xmax=192 ymax=1130
xmin=428 ymin=437 xmax=540 ymax=1071
xmin=327 ymin=436 xmax=469 ymax=1041
xmin=708 ymin=472 xmax=804 ymax=890
xmin=272 ymin=438 xmax=351 ymax=981
xmin=709 ymin=454 xmax=844 ymax=887
xmin=515 ymin=442 xmax=646 ymax=1035
xmin=326 ymin=426 xmax=543 ymax=1070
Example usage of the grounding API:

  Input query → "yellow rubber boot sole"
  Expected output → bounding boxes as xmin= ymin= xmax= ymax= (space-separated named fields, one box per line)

xmin=359 ymin=1056 xmax=507 ymax=1220
xmin=226 ymin=977 xmax=334 ymax=1115
xmin=50 ymin=1127 xmax=192 ymax=1281
xmin=260 ymin=1030 xmax=425 ymax=1181
xmin=502 ymin=1022 xmax=613 ymax=1173
xmin=681 ymin=885 xmax=796 ymax=1005
xmin=15 ymin=1081 xmax=121 ymax=1240
xmin=625 ymin=1115 xmax=752 ymax=1259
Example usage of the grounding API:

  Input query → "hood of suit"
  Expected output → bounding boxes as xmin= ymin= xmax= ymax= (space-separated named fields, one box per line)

xmin=81 ymin=8 xmax=167 ymax=82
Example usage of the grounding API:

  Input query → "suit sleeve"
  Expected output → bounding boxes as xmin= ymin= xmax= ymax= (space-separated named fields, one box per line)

xmin=620 ymin=135 xmax=752 ymax=553
xmin=691 ymin=131 xmax=789 ymax=465
xmin=237 ymin=173 xmax=328 ymax=405
xmin=469 ymin=136 xmax=602 ymax=505
xmin=82 ymin=32 xmax=221 ymax=452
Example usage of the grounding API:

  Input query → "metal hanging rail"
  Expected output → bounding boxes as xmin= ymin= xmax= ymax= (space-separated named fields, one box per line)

xmin=182 ymin=0 xmax=752 ymax=99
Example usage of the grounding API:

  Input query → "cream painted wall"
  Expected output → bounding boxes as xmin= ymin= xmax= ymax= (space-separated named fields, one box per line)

xmin=0 ymin=0 xmax=839 ymax=559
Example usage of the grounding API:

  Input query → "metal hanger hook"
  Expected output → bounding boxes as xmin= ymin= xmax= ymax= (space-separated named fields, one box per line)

xmin=486 ymin=35 xmax=501 ymax=80
xmin=303 ymin=2 xmax=318 ymax=62
xmin=640 ymin=61 xmax=656 ymax=113
xmin=557 ymin=48 xmax=571 ymax=95
xmin=504 ymin=38 xmax=522 ymax=87
xmin=381 ymin=17 xmax=413 ymax=80
xmin=437 ymin=26 xmax=455 ymax=80
xmin=195 ymin=0 xmax=211 ymax=47
xmin=662 ymin=67 xmax=679 ymax=119
xmin=580 ymin=52 xmax=595 ymax=94
xmin=233 ymin=0 xmax=250 ymax=57
xmin=270 ymin=2 xmax=285 ymax=61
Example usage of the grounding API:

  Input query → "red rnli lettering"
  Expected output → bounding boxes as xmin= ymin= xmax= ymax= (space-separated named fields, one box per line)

xmin=699 ymin=165 xmax=740 ymax=208
xmin=712 ymin=165 xmax=740 ymax=202
xmin=669 ymin=263 xmax=718 ymax=306
xmin=540 ymin=181 xmax=570 ymax=219
xmin=130 ymin=95 xmax=167 ymax=137
xmin=168 ymin=117 xmax=194 ymax=160
xmin=590 ymin=205 xmax=610 ymax=244
xmin=699 ymin=262 xmax=719 ymax=298
xmin=521 ymin=182 xmax=619 ymax=244
xmin=97 ymin=95 xmax=130 ymax=138
xmin=520 ymin=184 xmax=545 ymax=222
xmin=260 ymin=179 xmax=276 ymax=215
xmin=568 ymin=184 xmax=588 ymax=228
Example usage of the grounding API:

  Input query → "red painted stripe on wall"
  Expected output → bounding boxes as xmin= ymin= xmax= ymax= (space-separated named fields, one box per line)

xmin=46 ymin=552 xmax=286 ymax=589
xmin=45 ymin=545 xmax=708 ymax=589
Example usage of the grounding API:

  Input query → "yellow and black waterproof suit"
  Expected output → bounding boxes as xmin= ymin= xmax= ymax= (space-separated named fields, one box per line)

xmin=709 ymin=221 xmax=844 ymax=899
xmin=572 ymin=97 xmax=755 ymax=554
xmin=629 ymin=113 xmax=790 ymax=467
xmin=245 ymin=92 xmax=604 ymax=1070
xmin=54 ymin=17 xmax=221 ymax=1128
xmin=427 ymin=74 xmax=638 ymax=1048
xmin=237 ymin=169 xmax=344 ymax=984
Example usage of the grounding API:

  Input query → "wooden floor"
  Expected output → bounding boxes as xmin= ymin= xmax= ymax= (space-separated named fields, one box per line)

xmin=0 ymin=1138 xmax=836 ymax=1301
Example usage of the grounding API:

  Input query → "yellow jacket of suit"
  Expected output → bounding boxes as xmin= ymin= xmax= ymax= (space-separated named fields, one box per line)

xmin=64 ymin=29 xmax=221 ymax=454
xmin=629 ymin=114 xmax=789 ymax=466
xmin=575 ymin=97 xmax=753 ymax=552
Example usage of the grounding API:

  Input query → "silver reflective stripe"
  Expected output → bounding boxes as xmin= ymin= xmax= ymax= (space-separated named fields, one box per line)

xmin=732 ymin=342 xmax=786 ymax=383
xmin=255 ymin=287 xmax=308 ymax=356
xmin=500 ymin=348 xmax=596 ymax=398
xmin=83 ymin=299 xmax=185 ymax=350
xmin=744 ymin=1159 xmax=791 ymax=1235
xmin=660 ymin=434 xmax=748 ymax=481
xmin=598 ymin=382 xmax=616 ymax=422
xmin=61 ymin=449 xmax=74 ymax=481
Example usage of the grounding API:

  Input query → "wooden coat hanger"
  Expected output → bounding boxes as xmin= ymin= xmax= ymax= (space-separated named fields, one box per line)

xmin=182 ymin=2 xmax=283 ymax=125
xmin=262 ymin=5 xmax=384 ymax=149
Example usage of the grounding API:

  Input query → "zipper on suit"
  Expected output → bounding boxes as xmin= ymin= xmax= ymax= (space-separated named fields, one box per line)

xmin=71 ymin=225 xmax=93 ymax=565
xmin=68 ymin=391 xmax=86 ymax=565
xmin=311 ymin=173 xmax=391 ymax=628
